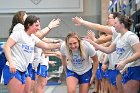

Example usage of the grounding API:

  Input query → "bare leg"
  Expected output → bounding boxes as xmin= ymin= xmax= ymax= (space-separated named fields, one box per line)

xmin=104 ymin=78 xmax=109 ymax=93
xmin=24 ymin=77 xmax=32 ymax=93
xmin=36 ymin=75 xmax=47 ymax=93
xmin=123 ymin=80 xmax=140 ymax=93
xmin=79 ymin=83 xmax=90 ymax=93
xmin=110 ymin=84 xmax=118 ymax=93
xmin=31 ymin=80 xmax=36 ymax=93
xmin=93 ymin=77 xmax=99 ymax=93
xmin=66 ymin=76 xmax=78 ymax=93
xmin=116 ymin=74 xmax=124 ymax=93
xmin=8 ymin=77 xmax=25 ymax=93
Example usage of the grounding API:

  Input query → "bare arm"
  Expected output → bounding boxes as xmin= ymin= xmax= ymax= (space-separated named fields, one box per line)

xmin=117 ymin=43 xmax=140 ymax=70
xmin=42 ymin=37 xmax=60 ymax=43
xmin=86 ymin=30 xmax=112 ymax=44
xmin=124 ymin=43 xmax=140 ymax=63
xmin=3 ymin=38 xmax=16 ymax=73
xmin=61 ymin=55 xmax=67 ymax=73
xmin=35 ymin=18 xmax=60 ymax=39
xmin=90 ymin=54 xmax=98 ymax=84
xmin=44 ymin=51 xmax=62 ymax=59
xmin=91 ymin=54 xmax=98 ymax=76
xmin=95 ymin=35 xmax=112 ymax=44
xmin=84 ymin=38 xmax=116 ymax=53
xmin=72 ymin=17 xmax=113 ymax=35
xmin=35 ymin=40 xmax=61 ymax=50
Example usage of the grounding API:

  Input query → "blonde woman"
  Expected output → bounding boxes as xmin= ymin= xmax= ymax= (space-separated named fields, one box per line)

xmin=60 ymin=32 xmax=98 ymax=93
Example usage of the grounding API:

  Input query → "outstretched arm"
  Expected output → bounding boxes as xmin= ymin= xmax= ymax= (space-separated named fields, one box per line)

xmin=84 ymin=37 xmax=116 ymax=53
xmin=86 ymin=30 xmax=112 ymax=44
xmin=35 ymin=18 xmax=60 ymax=39
xmin=117 ymin=43 xmax=140 ymax=70
xmin=72 ymin=17 xmax=113 ymax=35
xmin=90 ymin=54 xmax=98 ymax=85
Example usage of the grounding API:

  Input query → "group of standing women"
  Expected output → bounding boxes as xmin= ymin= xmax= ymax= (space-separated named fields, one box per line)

xmin=2 ymin=11 xmax=140 ymax=93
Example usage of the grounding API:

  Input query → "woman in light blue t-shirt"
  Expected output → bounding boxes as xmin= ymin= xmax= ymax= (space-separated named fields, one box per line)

xmin=60 ymin=32 xmax=98 ymax=93
xmin=85 ymin=15 xmax=140 ymax=93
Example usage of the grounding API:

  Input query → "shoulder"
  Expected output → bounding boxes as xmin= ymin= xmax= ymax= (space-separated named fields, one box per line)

xmin=13 ymin=23 xmax=24 ymax=32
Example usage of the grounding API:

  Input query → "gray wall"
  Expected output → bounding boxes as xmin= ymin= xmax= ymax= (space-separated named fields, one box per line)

xmin=0 ymin=0 xmax=101 ymax=41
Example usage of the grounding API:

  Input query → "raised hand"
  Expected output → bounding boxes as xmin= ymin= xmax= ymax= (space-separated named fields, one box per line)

xmin=87 ymin=30 xmax=96 ymax=41
xmin=48 ymin=18 xmax=61 ymax=29
xmin=72 ymin=16 xmax=84 ymax=26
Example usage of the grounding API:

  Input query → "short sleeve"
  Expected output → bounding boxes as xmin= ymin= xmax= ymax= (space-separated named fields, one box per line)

xmin=83 ymin=41 xmax=96 ymax=57
xmin=10 ymin=30 xmax=21 ymax=42
xmin=31 ymin=34 xmax=41 ymax=44
xmin=127 ymin=34 xmax=139 ymax=46
xmin=60 ymin=42 xmax=66 ymax=56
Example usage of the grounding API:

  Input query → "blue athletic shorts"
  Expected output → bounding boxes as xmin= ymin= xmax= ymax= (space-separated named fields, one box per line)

xmin=37 ymin=64 xmax=48 ymax=78
xmin=107 ymin=69 xmax=120 ymax=86
xmin=96 ymin=63 xmax=102 ymax=80
xmin=66 ymin=68 xmax=92 ymax=84
xmin=3 ymin=65 xmax=26 ymax=85
xmin=31 ymin=69 xmax=36 ymax=80
xmin=122 ymin=66 xmax=140 ymax=84
xmin=96 ymin=63 xmax=108 ymax=80
xmin=25 ymin=63 xmax=36 ymax=80
xmin=25 ymin=63 xmax=32 ymax=77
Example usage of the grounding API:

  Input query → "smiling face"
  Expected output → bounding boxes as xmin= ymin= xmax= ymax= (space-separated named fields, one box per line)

xmin=68 ymin=37 xmax=79 ymax=52
xmin=29 ymin=20 xmax=41 ymax=34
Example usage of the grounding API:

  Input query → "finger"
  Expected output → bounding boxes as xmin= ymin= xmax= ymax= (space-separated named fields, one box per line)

xmin=50 ymin=19 xmax=55 ymax=23
xmin=57 ymin=18 xmax=61 ymax=21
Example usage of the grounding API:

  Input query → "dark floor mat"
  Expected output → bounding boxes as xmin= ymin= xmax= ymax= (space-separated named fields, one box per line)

xmin=47 ymin=77 xmax=61 ymax=85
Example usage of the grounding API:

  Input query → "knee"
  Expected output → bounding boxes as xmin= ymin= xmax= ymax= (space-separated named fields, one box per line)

xmin=38 ymin=81 xmax=46 ymax=88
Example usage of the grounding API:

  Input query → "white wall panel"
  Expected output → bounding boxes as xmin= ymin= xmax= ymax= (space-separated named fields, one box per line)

xmin=0 ymin=0 xmax=83 ymax=13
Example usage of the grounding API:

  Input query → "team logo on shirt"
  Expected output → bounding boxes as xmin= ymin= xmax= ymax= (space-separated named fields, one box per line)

xmin=116 ymin=48 xmax=125 ymax=55
xmin=72 ymin=55 xmax=85 ymax=68
xmin=22 ymin=44 xmax=34 ymax=53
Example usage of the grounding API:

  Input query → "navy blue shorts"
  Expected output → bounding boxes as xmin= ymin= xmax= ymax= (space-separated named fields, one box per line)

xmin=122 ymin=66 xmax=140 ymax=84
xmin=107 ymin=69 xmax=120 ymax=86
xmin=96 ymin=63 xmax=108 ymax=80
xmin=25 ymin=63 xmax=36 ymax=80
xmin=66 ymin=68 xmax=92 ymax=84
xmin=3 ymin=65 xmax=26 ymax=85
xmin=37 ymin=64 xmax=48 ymax=78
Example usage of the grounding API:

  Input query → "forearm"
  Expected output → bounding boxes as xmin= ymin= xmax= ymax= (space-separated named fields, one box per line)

xmin=124 ymin=53 xmax=140 ymax=64
xmin=3 ymin=45 xmax=13 ymax=64
xmin=35 ymin=27 xmax=51 ymax=39
xmin=82 ymin=21 xmax=112 ymax=35
xmin=42 ymin=38 xmax=59 ymax=43
xmin=42 ymin=38 xmax=52 ymax=43
xmin=92 ymin=60 xmax=98 ymax=76
xmin=95 ymin=35 xmax=112 ymax=44
xmin=91 ymin=54 xmax=98 ymax=76
xmin=91 ymin=41 xmax=112 ymax=53
xmin=36 ymin=41 xmax=60 ymax=50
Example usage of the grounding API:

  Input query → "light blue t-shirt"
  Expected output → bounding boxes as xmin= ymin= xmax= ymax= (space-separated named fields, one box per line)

xmin=60 ymin=40 xmax=96 ymax=75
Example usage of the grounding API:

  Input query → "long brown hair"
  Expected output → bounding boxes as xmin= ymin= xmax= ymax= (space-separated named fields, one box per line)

xmin=9 ymin=11 xmax=26 ymax=35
